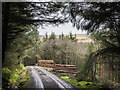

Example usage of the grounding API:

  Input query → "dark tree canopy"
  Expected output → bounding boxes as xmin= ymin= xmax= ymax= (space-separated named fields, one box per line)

xmin=65 ymin=2 xmax=120 ymax=45
xmin=68 ymin=2 xmax=120 ymax=32
xmin=2 ymin=2 xmax=68 ymax=63
xmin=3 ymin=2 xmax=68 ymax=45
xmin=3 ymin=2 xmax=120 ymax=46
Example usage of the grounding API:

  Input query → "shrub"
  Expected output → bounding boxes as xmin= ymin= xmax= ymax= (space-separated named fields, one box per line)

xmin=2 ymin=67 xmax=11 ymax=82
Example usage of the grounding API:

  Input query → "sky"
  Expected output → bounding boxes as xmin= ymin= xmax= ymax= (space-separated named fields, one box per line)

xmin=38 ymin=22 xmax=87 ymax=35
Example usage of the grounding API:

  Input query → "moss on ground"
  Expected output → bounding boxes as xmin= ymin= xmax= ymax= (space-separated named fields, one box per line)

xmin=39 ymin=66 xmax=47 ymax=69
xmin=60 ymin=76 xmax=102 ymax=89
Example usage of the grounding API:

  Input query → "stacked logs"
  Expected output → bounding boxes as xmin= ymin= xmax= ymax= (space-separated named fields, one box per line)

xmin=37 ymin=60 xmax=55 ymax=68
xmin=55 ymin=64 xmax=76 ymax=74
xmin=36 ymin=60 xmax=76 ymax=74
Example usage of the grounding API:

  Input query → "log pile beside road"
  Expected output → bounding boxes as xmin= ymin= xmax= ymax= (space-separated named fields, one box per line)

xmin=37 ymin=60 xmax=55 ymax=68
xmin=55 ymin=64 xmax=76 ymax=74
xmin=36 ymin=60 xmax=77 ymax=74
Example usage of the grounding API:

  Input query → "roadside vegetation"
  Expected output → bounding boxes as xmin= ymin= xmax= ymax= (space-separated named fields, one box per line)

xmin=2 ymin=64 xmax=31 ymax=88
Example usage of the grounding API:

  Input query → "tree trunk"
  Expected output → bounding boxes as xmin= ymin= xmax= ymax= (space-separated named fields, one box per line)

xmin=2 ymin=3 xmax=10 ymax=65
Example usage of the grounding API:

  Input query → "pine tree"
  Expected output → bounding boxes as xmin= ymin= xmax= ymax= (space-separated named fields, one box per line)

xmin=59 ymin=35 xmax=61 ymax=39
xmin=49 ymin=32 xmax=56 ymax=40
xmin=43 ymin=32 xmax=48 ymax=42
xmin=69 ymin=32 xmax=73 ymax=40
xmin=45 ymin=32 xmax=48 ymax=40
xmin=61 ymin=32 xmax=64 ymax=40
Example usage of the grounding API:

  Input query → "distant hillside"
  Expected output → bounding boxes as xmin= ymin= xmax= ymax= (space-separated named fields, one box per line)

xmin=75 ymin=34 xmax=94 ymax=43
xmin=39 ymin=34 xmax=94 ymax=44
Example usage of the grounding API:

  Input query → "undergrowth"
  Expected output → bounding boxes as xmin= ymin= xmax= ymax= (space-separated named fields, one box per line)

xmin=2 ymin=64 xmax=31 ymax=89
xmin=60 ymin=76 xmax=102 ymax=90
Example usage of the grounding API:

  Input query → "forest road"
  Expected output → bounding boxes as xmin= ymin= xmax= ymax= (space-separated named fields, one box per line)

xmin=29 ymin=66 xmax=74 ymax=90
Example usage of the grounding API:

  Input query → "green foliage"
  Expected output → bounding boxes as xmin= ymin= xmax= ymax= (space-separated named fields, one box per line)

xmin=2 ymin=65 xmax=31 ymax=88
xmin=61 ymin=76 xmax=70 ymax=82
xmin=91 ymin=30 xmax=120 ymax=48
xmin=68 ymin=2 xmax=120 ymax=33
xmin=39 ymin=66 xmax=53 ymax=72
xmin=86 ymin=42 xmax=96 ymax=54
xmin=3 ymin=27 xmax=39 ymax=87
xmin=2 ymin=68 xmax=11 ymax=82
xmin=76 ymin=54 xmax=94 ymax=81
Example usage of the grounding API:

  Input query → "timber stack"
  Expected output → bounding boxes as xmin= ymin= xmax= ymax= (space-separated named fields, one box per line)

xmin=36 ymin=60 xmax=76 ymax=74
xmin=37 ymin=60 xmax=55 ymax=68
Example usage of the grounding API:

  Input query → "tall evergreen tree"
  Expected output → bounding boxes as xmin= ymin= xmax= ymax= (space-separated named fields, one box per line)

xmin=43 ymin=32 xmax=48 ymax=42
xmin=61 ymin=32 xmax=64 ymax=40
xmin=45 ymin=32 xmax=48 ymax=40
xmin=49 ymin=32 xmax=56 ymax=40
xmin=69 ymin=32 xmax=73 ymax=40
xmin=59 ymin=35 xmax=61 ymax=39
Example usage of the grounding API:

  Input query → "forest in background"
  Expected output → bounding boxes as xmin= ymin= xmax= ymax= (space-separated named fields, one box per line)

xmin=2 ymin=2 xmax=120 ymax=89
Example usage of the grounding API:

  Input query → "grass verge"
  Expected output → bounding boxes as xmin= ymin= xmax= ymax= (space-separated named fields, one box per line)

xmin=39 ymin=66 xmax=54 ymax=72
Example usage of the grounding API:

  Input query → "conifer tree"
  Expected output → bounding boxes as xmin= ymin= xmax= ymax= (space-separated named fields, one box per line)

xmin=59 ymin=35 xmax=61 ymax=39
xmin=61 ymin=32 xmax=64 ymax=40
xmin=49 ymin=32 xmax=56 ymax=40
xmin=43 ymin=32 xmax=48 ymax=42
xmin=69 ymin=32 xmax=73 ymax=40
xmin=45 ymin=32 xmax=48 ymax=40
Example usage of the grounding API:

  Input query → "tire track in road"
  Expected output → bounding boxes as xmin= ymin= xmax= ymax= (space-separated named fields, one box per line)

xmin=30 ymin=66 xmax=61 ymax=89
xmin=30 ymin=66 xmax=74 ymax=90
xmin=35 ymin=66 xmax=74 ymax=90
xmin=30 ymin=66 xmax=44 ymax=89
xmin=34 ymin=67 xmax=60 ymax=89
